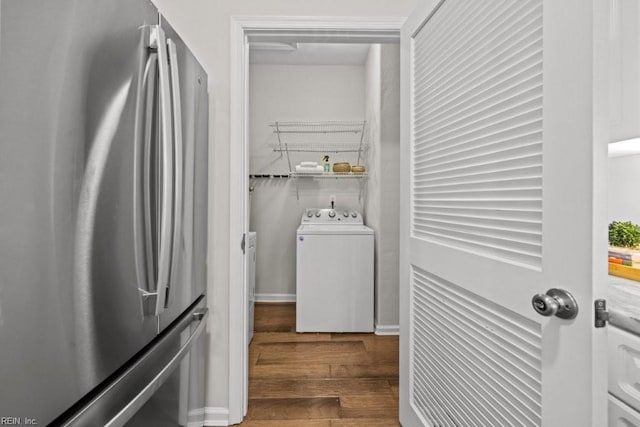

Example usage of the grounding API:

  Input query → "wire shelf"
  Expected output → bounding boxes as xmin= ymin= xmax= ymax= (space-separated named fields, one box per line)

xmin=291 ymin=172 xmax=368 ymax=179
xmin=269 ymin=120 xmax=368 ymax=168
xmin=264 ymin=120 xmax=369 ymax=201
xmin=269 ymin=121 xmax=366 ymax=135
xmin=270 ymin=142 xmax=369 ymax=153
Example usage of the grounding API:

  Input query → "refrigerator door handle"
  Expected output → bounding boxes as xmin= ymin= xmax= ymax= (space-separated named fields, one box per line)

xmin=166 ymin=38 xmax=184 ymax=308
xmin=104 ymin=307 xmax=208 ymax=427
xmin=137 ymin=50 xmax=158 ymax=315
xmin=149 ymin=25 xmax=174 ymax=316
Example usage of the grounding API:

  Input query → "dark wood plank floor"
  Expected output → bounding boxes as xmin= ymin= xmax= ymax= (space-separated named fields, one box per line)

xmin=239 ymin=303 xmax=399 ymax=426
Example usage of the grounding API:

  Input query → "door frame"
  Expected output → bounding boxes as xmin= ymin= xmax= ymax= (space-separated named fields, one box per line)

xmin=229 ymin=15 xmax=405 ymax=424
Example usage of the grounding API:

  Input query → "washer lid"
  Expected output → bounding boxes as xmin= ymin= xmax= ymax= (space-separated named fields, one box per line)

xmin=297 ymin=224 xmax=374 ymax=235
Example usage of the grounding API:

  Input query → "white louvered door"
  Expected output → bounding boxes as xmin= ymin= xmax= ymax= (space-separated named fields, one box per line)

xmin=399 ymin=1 xmax=608 ymax=426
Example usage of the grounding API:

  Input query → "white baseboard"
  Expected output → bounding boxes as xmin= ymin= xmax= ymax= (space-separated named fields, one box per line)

xmin=375 ymin=324 xmax=400 ymax=335
xmin=187 ymin=408 xmax=205 ymax=427
xmin=254 ymin=293 xmax=296 ymax=303
xmin=203 ymin=407 xmax=230 ymax=426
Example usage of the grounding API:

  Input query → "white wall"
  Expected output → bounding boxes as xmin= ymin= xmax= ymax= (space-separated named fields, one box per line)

xmin=363 ymin=45 xmax=383 ymax=321
xmin=609 ymin=154 xmax=640 ymax=225
xmin=363 ymin=44 xmax=401 ymax=330
xmin=149 ymin=0 xmax=416 ymax=415
xmin=378 ymin=44 xmax=401 ymax=327
xmin=249 ymin=63 xmax=366 ymax=296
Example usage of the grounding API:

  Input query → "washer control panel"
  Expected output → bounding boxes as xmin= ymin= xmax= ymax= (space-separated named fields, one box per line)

xmin=301 ymin=209 xmax=363 ymax=224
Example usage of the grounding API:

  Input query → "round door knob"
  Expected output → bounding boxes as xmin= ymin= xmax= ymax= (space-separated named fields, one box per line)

xmin=531 ymin=288 xmax=578 ymax=319
xmin=531 ymin=294 xmax=559 ymax=317
xmin=328 ymin=210 xmax=336 ymax=218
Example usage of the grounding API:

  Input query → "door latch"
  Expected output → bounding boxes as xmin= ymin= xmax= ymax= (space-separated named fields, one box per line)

xmin=241 ymin=233 xmax=246 ymax=254
xmin=594 ymin=299 xmax=609 ymax=328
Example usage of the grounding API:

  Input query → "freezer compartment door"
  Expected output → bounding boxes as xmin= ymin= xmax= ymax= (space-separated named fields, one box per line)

xmin=158 ymin=15 xmax=209 ymax=332
xmin=0 ymin=1 xmax=160 ymax=424
xmin=55 ymin=297 xmax=208 ymax=426
xmin=125 ymin=307 xmax=207 ymax=427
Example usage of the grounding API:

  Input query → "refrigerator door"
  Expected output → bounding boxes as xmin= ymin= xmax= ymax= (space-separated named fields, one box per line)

xmin=53 ymin=297 xmax=208 ymax=426
xmin=0 ymin=0 xmax=161 ymax=424
xmin=158 ymin=16 xmax=209 ymax=332
xmin=125 ymin=304 xmax=207 ymax=427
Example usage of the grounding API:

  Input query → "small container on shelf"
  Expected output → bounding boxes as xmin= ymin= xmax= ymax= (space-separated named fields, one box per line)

xmin=332 ymin=162 xmax=351 ymax=173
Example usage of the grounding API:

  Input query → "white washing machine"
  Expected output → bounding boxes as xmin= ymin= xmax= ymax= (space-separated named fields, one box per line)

xmin=296 ymin=209 xmax=374 ymax=332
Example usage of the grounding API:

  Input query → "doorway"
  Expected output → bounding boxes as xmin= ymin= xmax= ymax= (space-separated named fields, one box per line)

xmin=229 ymin=17 xmax=404 ymax=424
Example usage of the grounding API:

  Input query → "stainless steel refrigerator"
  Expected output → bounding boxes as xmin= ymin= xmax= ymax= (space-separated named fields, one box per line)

xmin=0 ymin=0 xmax=209 ymax=425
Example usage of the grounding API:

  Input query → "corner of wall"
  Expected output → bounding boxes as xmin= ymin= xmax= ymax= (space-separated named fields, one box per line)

xmin=363 ymin=44 xmax=383 ymax=325
xmin=377 ymin=43 xmax=401 ymax=328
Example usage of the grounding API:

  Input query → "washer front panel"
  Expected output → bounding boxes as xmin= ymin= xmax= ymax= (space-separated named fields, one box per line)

xmin=296 ymin=227 xmax=374 ymax=333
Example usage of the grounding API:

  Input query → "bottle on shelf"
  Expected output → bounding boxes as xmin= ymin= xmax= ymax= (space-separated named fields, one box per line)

xmin=323 ymin=155 xmax=330 ymax=173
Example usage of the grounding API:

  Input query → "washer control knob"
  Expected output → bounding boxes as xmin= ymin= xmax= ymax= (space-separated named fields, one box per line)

xmin=343 ymin=211 xmax=349 ymax=218
xmin=315 ymin=211 xmax=321 ymax=218
xmin=307 ymin=211 xmax=314 ymax=218
xmin=328 ymin=210 xmax=336 ymax=218
xmin=351 ymin=212 xmax=358 ymax=218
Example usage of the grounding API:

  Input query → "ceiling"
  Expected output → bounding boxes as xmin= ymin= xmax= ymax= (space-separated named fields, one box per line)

xmin=249 ymin=43 xmax=372 ymax=66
